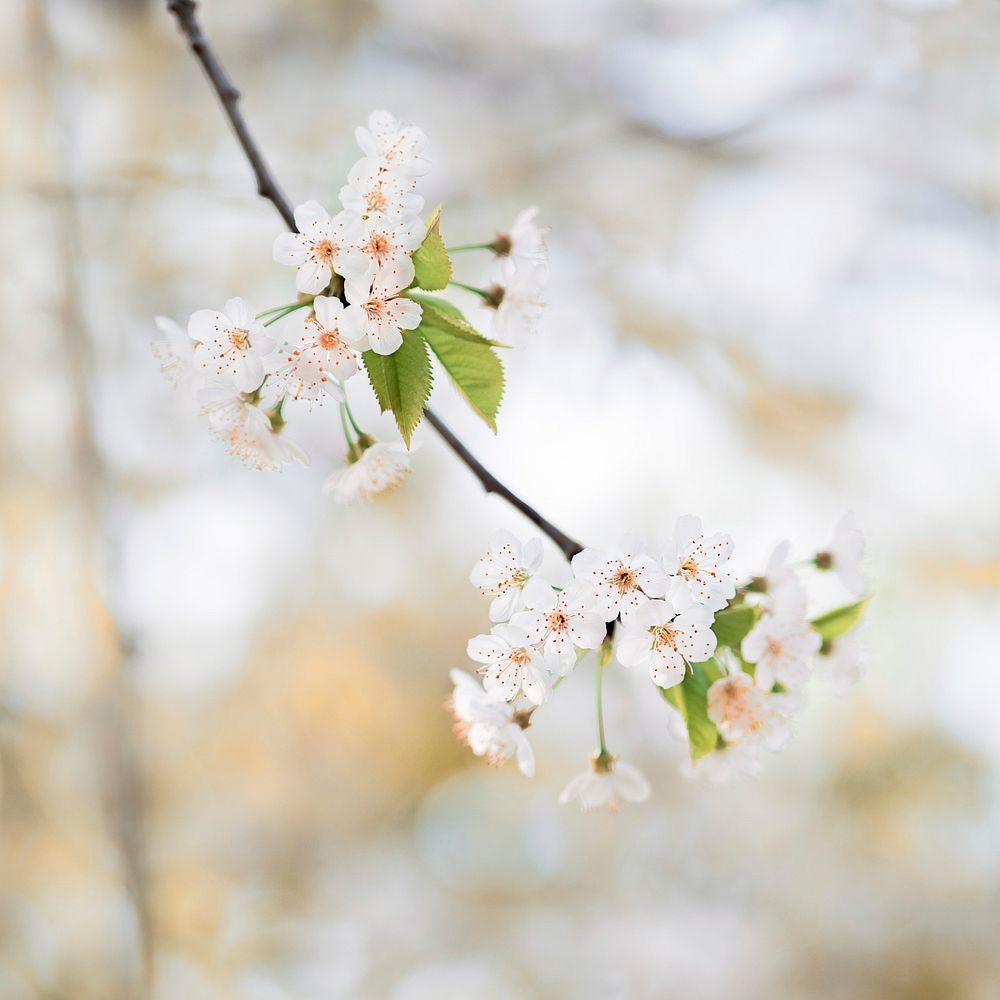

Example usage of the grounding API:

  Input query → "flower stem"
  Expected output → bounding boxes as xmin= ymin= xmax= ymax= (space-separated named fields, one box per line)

xmin=339 ymin=403 xmax=355 ymax=445
xmin=256 ymin=300 xmax=310 ymax=318
xmin=343 ymin=398 xmax=364 ymax=437
xmin=595 ymin=659 xmax=608 ymax=756
xmin=449 ymin=280 xmax=490 ymax=299
xmin=262 ymin=301 xmax=310 ymax=326
xmin=447 ymin=243 xmax=494 ymax=254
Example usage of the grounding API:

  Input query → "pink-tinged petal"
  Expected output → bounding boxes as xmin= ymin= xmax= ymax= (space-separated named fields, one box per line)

xmin=232 ymin=353 xmax=264 ymax=393
xmin=324 ymin=349 xmax=358 ymax=382
xmin=482 ymin=667 xmax=519 ymax=703
xmin=613 ymin=763 xmax=651 ymax=802
xmin=388 ymin=294 xmax=422 ymax=331
xmin=294 ymin=199 xmax=329 ymax=234
xmin=295 ymin=260 xmax=332 ymax=294
xmin=312 ymin=295 xmax=343 ymax=330
xmin=467 ymin=634 xmax=507 ymax=665
xmin=568 ymin=612 xmax=607 ymax=651
xmin=544 ymin=629 xmax=573 ymax=663
xmin=558 ymin=772 xmax=593 ymax=806
xmin=367 ymin=322 xmax=403 ymax=356
xmin=677 ymin=624 xmax=716 ymax=665
xmin=338 ymin=305 xmax=368 ymax=348
xmin=394 ymin=217 xmax=426 ymax=250
xmin=699 ymin=532 xmax=734 ymax=567
xmin=272 ymin=232 xmax=309 ymax=265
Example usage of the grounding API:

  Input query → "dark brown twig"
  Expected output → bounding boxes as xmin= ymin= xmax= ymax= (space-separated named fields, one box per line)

xmin=165 ymin=0 xmax=586 ymax=561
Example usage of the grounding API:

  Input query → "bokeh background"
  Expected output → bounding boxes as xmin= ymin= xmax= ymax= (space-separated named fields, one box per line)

xmin=3 ymin=0 xmax=1000 ymax=997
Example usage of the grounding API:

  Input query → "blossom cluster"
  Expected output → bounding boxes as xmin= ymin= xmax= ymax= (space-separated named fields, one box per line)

xmin=154 ymin=110 xmax=544 ymax=497
xmin=449 ymin=512 xmax=868 ymax=811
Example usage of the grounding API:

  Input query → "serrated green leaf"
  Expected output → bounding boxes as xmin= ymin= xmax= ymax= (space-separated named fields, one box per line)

xmin=408 ymin=295 xmax=505 ymax=431
xmin=660 ymin=658 xmax=724 ymax=762
xmin=362 ymin=332 xmax=432 ymax=447
xmin=712 ymin=604 xmax=759 ymax=648
xmin=812 ymin=598 xmax=868 ymax=643
xmin=411 ymin=205 xmax=452 ymax=292
xmin=408 ymin=293 xmax=507 ymax=348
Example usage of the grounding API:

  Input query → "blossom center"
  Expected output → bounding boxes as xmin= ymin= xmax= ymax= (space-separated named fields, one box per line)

xmin=362 ymin=232 xmax=392 ymax=265
xmin=651 ymin=624 xmax=678 ymax=650
xmin=318 ymin=330 xmax=341 ymax=350
xmin=509 ymin=647 xmax=531 ymax=667
xmin=511 ymin=568 xmax=530 ymax=587
xmin=766 ymin=637 xmax=784 ymax=658
xmin=613 ymin=567 xmax=637 ymax=593
xmin=366 ymin=187 xmax=387 ymax=213
xmin=228 ymin=327 xmax=249 ymax=350
xmin=314 ymin=239 xmax=336 ymax=262
xmin=363 ymin=298 xmax=386 ymax=321
xmin=547 ymin=610 xmax=568 ymax=632
xmin=680 ymin=557 xmax=700 ymax=580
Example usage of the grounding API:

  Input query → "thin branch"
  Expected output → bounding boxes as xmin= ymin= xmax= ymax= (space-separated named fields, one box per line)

xmin=165 ymin=0 xmax=585 ymax=561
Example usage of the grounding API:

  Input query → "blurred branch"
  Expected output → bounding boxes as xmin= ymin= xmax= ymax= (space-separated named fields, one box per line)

xmin=165 ymin=0 xmax=585 ymax=561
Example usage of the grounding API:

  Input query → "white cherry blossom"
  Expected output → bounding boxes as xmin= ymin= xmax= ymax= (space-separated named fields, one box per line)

xmin=274 ymin=296 xmax=356 ymax=402
xmin=355 ymin=109 xmax=430 ymax=177
xmin=615 ymin=598 xmax=717 ymax=689
xmin=706 ymin=672 xmax=791 ymax=750
xmin=559 ymin=758 xmax=650 ymax=813
xmin=823 ymin=511 xmax=866 ymax=595
xmin=342 ymin=273 xmax=423 ymax=356
xmin=337 ymin=215 xmax=425 ymax=289
xmin=272 ymin=200 xmax=366 ymax=294
xmin=152 ymin=315 xmax=197 ymax=388
xmin=489 ymin=263 xmax=547 ymax=342
xmin=467 ymin=624 xmax=547 ymax=705
xmin=571 ymin=535 xmax=668 ymax=623
xmin=663 ymin=514 xmax=736 ymax=611
xmin=339 ymin=159 xmax=424 ymax=222
xmin=189 ymin=297 xmax=275 ymax=394
xmin=741 ymin=613 xmax=821 ymax=691
xmin=762 ymin=540 xmax=807 ymax=618
xmin=448 ymin=670 xmax=534 ymax=776
xmin=495 ymin=206 xmax=548 ymax=279
xmin=322 ymin=441 xmax=411 ymax=503
xmin=510 ymin=580 xmax=606 ymax=673
xmin=470 ymin=530 xmax=546 ymax=623
xmin=817 ymin=630 xmax=864 ymax=695
xmin=198 ymin=385 xmax=308 ymax=472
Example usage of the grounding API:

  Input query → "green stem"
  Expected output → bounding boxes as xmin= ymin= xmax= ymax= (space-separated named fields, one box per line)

xmin=343 ymin=397 xmax=364 ymax=437
xmin=447 ymin=242 xmax=494 ymax=254
xmin=449 ymin=280 xmax=491 ymax=300
xmin=262 ymin=300 xmax=311 ymax=326
xmin=595 ymin=660 xmax=608 ymax=756
xmin=256 ymin=300 xmax=308 ymax=318
xmin=339 ymin=403 xmax=355 ymax=445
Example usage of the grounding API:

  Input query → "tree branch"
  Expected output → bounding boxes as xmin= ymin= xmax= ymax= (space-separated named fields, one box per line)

xmin=165 ymin=0 xmax=584 ymax=561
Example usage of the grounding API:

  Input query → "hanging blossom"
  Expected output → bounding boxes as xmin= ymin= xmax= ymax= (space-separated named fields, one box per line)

xmin=818 ymin=510 xmax=866 ymax=596
xmin=323 ymin=440 xmax=411 ymax=504
xmin=759 ymin=540 xmax=808 ymax=618
xmin=706 ymin=670 xmax=795 ymax=752
xmin=741 ymin=612 xmax=821 ymax=692
xmin=152 ymin=315 xmax=196 ymax=389
xmin=448 ymin=670 xmax=534 ymax=777
xmin=198 ymin=384 xmax=308 ymax=472
xmin=559 ymin=757 xmax=651 ymax=814
xmin=470 ymin=530 xmax=546 ymax=623
xmin=493 ymin=206 xmax=548 ymax=279
xmin=816 ymin=630 xmax=864 ymax=695
xmin=484 ymin=263 xmax=548 ymax=343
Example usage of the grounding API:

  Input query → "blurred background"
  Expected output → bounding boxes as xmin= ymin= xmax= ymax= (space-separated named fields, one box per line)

xmin=3 ymin=0 xmax=1000 ymax=996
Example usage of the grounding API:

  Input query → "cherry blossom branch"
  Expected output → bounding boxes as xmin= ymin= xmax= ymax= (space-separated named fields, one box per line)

xmin=165 ymin=0 xmax=585 ymax=562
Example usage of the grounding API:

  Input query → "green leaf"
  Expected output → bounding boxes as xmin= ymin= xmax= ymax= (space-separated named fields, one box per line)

xmin=660 ymin=658 xmax=724 ymax=763
xmin=408 ymin=293 xmax=507 ymax=348
xmin=812 ymin=598 xmax=868 ymax=643
xmin=410 ymin=295 xmax=505 ymax=431
xmin=410 ymin=205 xmax=452 ymax=292
xmin=711 ymin=604 xmax=759 ymax=648
xmin=362 ymin=331 xmax=432 ymax=447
